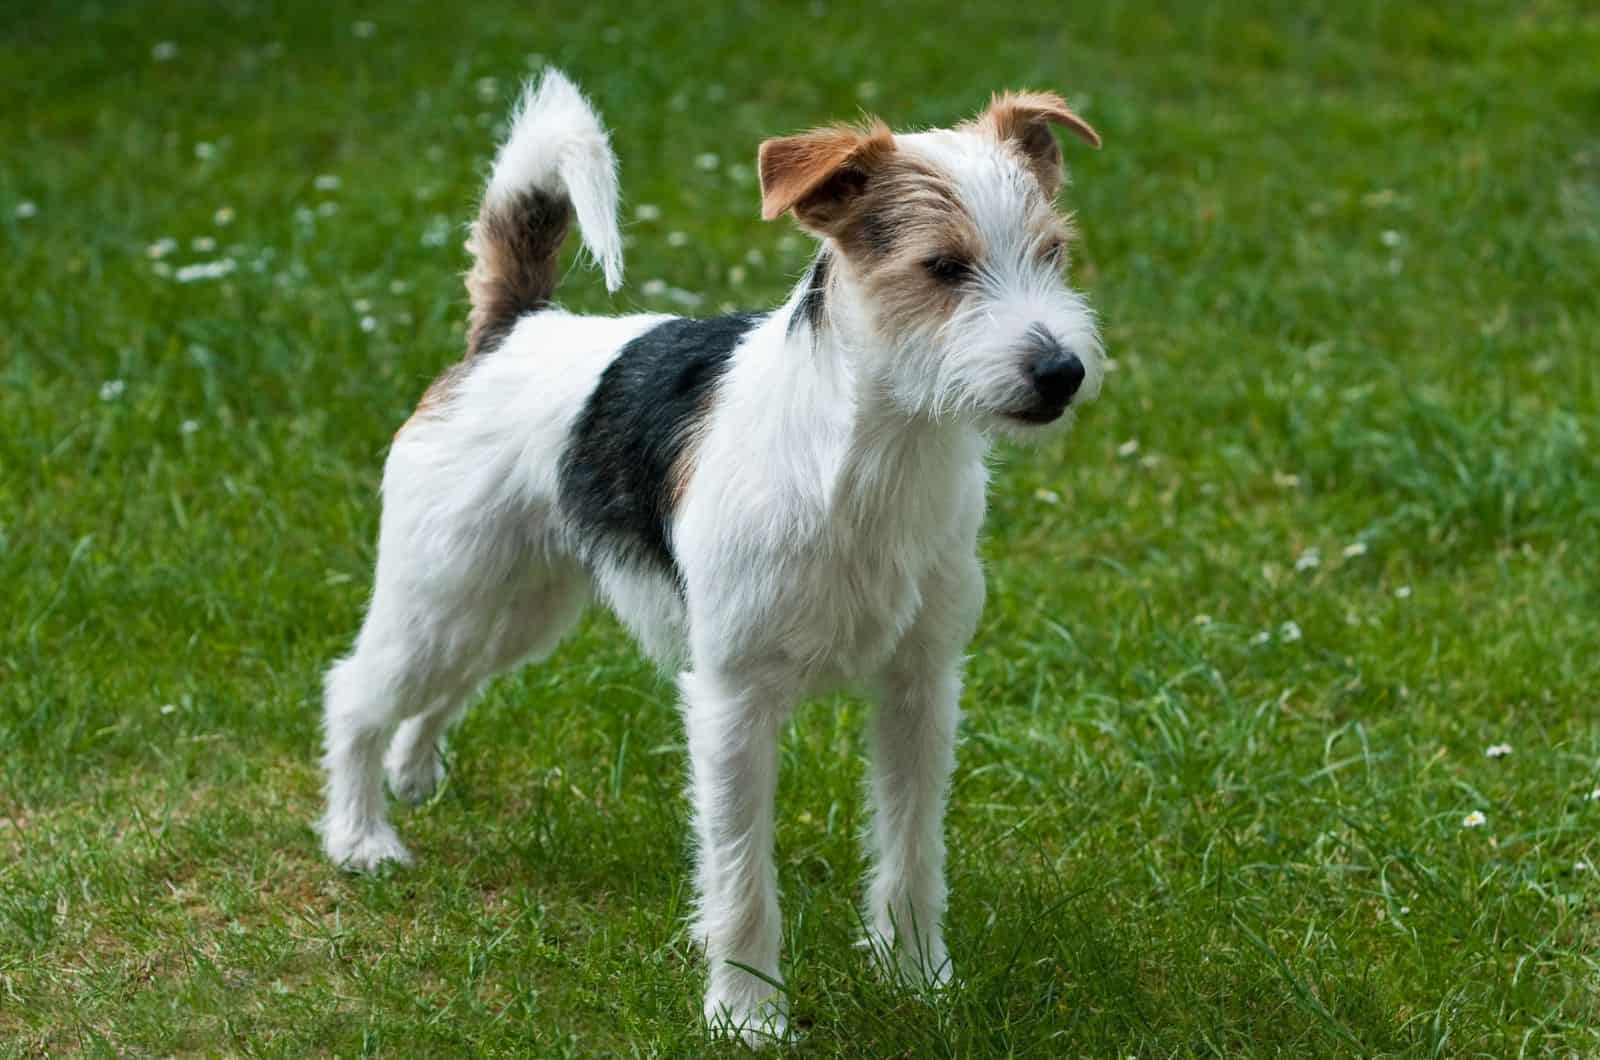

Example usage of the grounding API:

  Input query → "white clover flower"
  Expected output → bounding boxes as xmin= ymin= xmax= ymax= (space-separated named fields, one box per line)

xmin=1250 ymin=630 xmax=1271 ymax=646
xmin=634 ymin=203 xmax=662 ymax=222
xmin=14 ymin=201 xmax=38 ymax=219
xmin=695 ymin=152 xmax=721 ymax=172
xmin=194 ymin=142 xmax=217 ymax=161
xmin=727 ymin=265 xmax=746 ymax=286
xmin=1279 ymin=620 xmax=1302 ymax=643
xmin=152 ymin=41 xmax=178 ymax=62
xmin=293 ymin=205 xmax=316 ymax=225
xmin=174 ymin=259 xmax=236 ymax=282
xmin=317 ymin=201 xmax=339 ymax=217
xmin=352 ymin=20 xmax=376 ymax=38
xmin=353 ymin=298 xmax=373 ymax=313
xmin=744 ymin=247 xmax=765 ymax=266
xmin=856 ymin=81 xmax=879 ymax=101
xmin=1033 ymin=488 xmax=1061 ymax=505
xmin=389 ymin=279 xmax=410 ymax=295
xmin=1117 ymin=438 xmax=1140 ymax=457
xmin=147 ymin=237 xmax=177 ymax=259
xmin=1485 ymin=743 xmax=1512 ymax=759
xmin=314 ymin=174 xmax=341 ymax=192
xmin=1380 ymin=229 xmax=1403 ymax=247
xmin=1192 ymin=614 xmax=1212 ymax=626
xmin=214 ymin=206 xmax=235 ymax=226
xmin=1576 ymin=861 xmax=1592 ymax=873
xmin=159 ymin=703 xmax=178 ymax=715
xmin=1294 ymin=548 xmax=1321 ymax=572
xmin=667 ymin=287 xmax=703 ymax=308
xmin=191 ymin=236 xmax=217 ymax=253
xmin=99 ymin=379 xmax=126 ymax=401
xmin=666 ymin=230 xmax=689 ymax=247
xmin=1461 ymin=811 xmax=1486 ymax=829
xmin=1342 ymin=541 xmax=1368 ymax=558
xmin=180 ymin=419 xmax=200 ymax=436
xmin=1395 ymin=585 xmax=1413 ymax=599
xmin=359 ymin=315 xmax=378 ymax=333
xmin=420 ymin=217 xmax=450 ymax=247
xmin=1587 ymin=787 xmax=1600 ymax=802
xmin=641 ymin=279 xmax=667 ymax=296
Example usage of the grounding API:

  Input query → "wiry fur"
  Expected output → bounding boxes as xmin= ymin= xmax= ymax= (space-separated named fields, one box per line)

xmin=319 ymin=69 xmax=1105 ymax=1046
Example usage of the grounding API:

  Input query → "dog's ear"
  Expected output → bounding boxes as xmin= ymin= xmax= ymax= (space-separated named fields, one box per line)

xmin=758 ymin=119 xmax=896 ymax=233
xmin=973 ymin=91 xmax=1100 ymax=196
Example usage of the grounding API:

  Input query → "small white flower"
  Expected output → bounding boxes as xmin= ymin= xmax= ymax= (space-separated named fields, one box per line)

xmin=1117 ymin=438 xmax=1140 ymax=457
xmin=1279 ymin=620 xmax=1303 ymax=643
xmin=420 ymin=217 xmax=450 ymax=247
xmin=151 ymin=261 xmax=173 ymax=278
xmin=352 ymin=20 xmax=376 ymax=38
xmin=314 ymin=174 xmax=341 ymax=192
xmin=856 ymin=81 xmax=879 ymax=101
xmin=359 ymin=315 xmax=378 ymax=333
xmin=641 ymin=279 xmax=667 ymax=296
xmin=1380 ymin=229 xmax=1403 ymax=247
xmin=151 ymin=41 xmax=179 ymax=62
xmin=1461 ymin=811 xmax=1487 ymax=829
xmin=180 ymin=419 xmax=200 ymax=436
xmin=293 ymin=205 xmax=316 ymax=225
xmin=744 ymin=247 xmax=765 ymax=266
xmin=353 ymin=298 xmax=373 ymax=313
xmin=1395 ymin=585 xmax=1413 ymax=599
xmin=1576 ymin=861 xmax=1593 ymax=873
xmin=695 ymin=152 xmax=721 ymax=172
xmin=1342 ymin=541 xmax=1368 ymax=558
xmin=666 ymin=230 xmax=689 ymax=248
xmin=1485 ymin=743 xmax=1512 ymax=759
xmin=1192 ymin=614 xmax=1212 ymax=626
xmin=1586 ymin=787 xmax=1600 ymax=802
xmin=667 ymin=287 xmax=703 ymax=308
xmin=1250 ymin=630 xmax=1272 ymax=646
xmin=317 ymin=201 xmax=339 ymax=217
xmin=99 ymin=379 xmax=126 ymax=401
xmin=174 ymin=259 xmax=236 ymax=283
xmin=146 ymin=237 xmax=177 ymax=259
xmin=159 ymin=703 xmax=178 ymax=715
xmin=191 ymin=236 xmax=217 ymax=253
xmin=389 ymin=280 xmax=410 ymax=295
xmin=1294 ymin=548 xmax=1321 ymax=572
xmin=214 ymin=206 xmax=235 ymax=226
xmin=194 ymin=142 xmax=217 ymax=161
xmin=475 ymin=76 xmax=499 ymax=102
xmin=727 ymin=265 xmax=746 ymax=286
xmin=1272 ymin=470 xmax=1302 ymax=489
xmin=14 ymin=201 xmax=38 ymax=219
xmin=1033 ymin=488 xmax=1061 ymax=505
xmin=634 ymin=203 xmax=662 ymax=222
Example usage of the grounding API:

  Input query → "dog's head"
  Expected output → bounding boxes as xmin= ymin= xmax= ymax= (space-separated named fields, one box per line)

xmin=759 ymin=92 xmax=1103 ymax=437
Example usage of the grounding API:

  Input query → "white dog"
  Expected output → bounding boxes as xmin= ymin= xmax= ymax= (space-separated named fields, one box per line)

xmin=319 ymin=69 xmax=1103 ymax=1043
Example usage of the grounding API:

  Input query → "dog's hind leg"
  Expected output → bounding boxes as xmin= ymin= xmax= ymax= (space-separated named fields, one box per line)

xmin=382 ymin=567 xmax=590 ymax=804
xmin=320 ymin=527 xmax=588 ymax=872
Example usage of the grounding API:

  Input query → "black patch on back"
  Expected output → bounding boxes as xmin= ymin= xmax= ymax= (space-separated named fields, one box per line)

xmin=560 ymin=312 xmax=764 ymax=579
xmin=788 ymin=252 xmax=830 ymax=339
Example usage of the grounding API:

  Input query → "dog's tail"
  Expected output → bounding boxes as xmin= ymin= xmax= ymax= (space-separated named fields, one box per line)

xmin=464 ymin=68 xmax=624 ymax=357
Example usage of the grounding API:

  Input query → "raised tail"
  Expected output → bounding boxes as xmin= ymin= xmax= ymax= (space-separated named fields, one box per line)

xmin=464 ymin=69 xmax=624 ymax=357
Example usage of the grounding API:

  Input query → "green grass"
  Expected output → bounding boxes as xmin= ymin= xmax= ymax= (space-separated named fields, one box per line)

xmin=4 ymin=0 xmax=1599 ymax=1054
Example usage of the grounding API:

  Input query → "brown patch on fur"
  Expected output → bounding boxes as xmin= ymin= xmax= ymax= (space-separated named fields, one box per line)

xmin=666 ymin=390 xmax=720 ymax=510
xmin=968 ymin=90 xmax=1100 ymax=196
xmin=395 ymin=361 xmax=469 ymax=438
xmin=464 ymin=188 xmax=571 ymax=358
xmin=758 ymin=119 xmax=897 ymax=233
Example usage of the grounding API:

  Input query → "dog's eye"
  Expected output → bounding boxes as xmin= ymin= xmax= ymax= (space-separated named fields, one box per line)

xmin=1041 ymin=240 xmax=1067 ymax=269
xmin=924 ymin=256 xmax=973 ymax=285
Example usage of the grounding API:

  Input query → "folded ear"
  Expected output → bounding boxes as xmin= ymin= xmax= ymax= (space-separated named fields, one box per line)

xmin=973 ymin=90 xmax=1100 ymax=196
xmin=758 ymin=119 xmax=896 ymax=234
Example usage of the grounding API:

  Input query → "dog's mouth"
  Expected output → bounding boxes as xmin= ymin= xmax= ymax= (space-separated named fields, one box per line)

xmin=1004 ymin=399 xmax=1070 ymax=426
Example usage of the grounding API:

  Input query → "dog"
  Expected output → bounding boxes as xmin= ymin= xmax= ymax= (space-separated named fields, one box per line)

xmin=319 ymin=69 xmax=1103 ymax=1043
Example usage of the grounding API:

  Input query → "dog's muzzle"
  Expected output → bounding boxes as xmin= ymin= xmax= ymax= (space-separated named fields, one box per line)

xmin=1008 ymin=325 xmax=1086 ymax=424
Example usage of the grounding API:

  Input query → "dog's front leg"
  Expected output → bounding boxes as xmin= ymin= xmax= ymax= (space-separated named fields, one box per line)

xmin=864 ymin=559 xmax=981 ymax=988
xmin=680 ymin=668 xmax=790 ymax=1044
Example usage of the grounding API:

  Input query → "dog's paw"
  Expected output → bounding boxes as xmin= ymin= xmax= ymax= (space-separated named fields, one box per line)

xmin=858 ymin=929 xmax=953 ymax=991
xmin=322 ymin=820 xmax=414 ymax=873
xmin=705 ymin=993 xmax=789 ymax=1049
xmin=384 ymin=746 xmax=445 ymax=804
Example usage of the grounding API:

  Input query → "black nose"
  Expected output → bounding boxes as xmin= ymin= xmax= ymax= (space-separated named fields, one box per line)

xmin=1025 ymin=328 xmax=1085 ymax=406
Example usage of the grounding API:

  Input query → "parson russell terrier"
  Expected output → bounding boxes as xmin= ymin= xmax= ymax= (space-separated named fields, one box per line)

xmin=319 ymin=69 xmax=1104 ymax=1042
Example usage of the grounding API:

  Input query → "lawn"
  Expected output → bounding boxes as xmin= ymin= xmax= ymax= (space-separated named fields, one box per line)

xmin=3 ymin=0 xmax=1599 ymax=1055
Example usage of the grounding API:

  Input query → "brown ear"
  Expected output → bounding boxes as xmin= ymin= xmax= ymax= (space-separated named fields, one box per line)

xmin=758 ymin=119 xmax=895 ymax=233
xmin=974 ymin=90 xmax=1100 ymax=195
